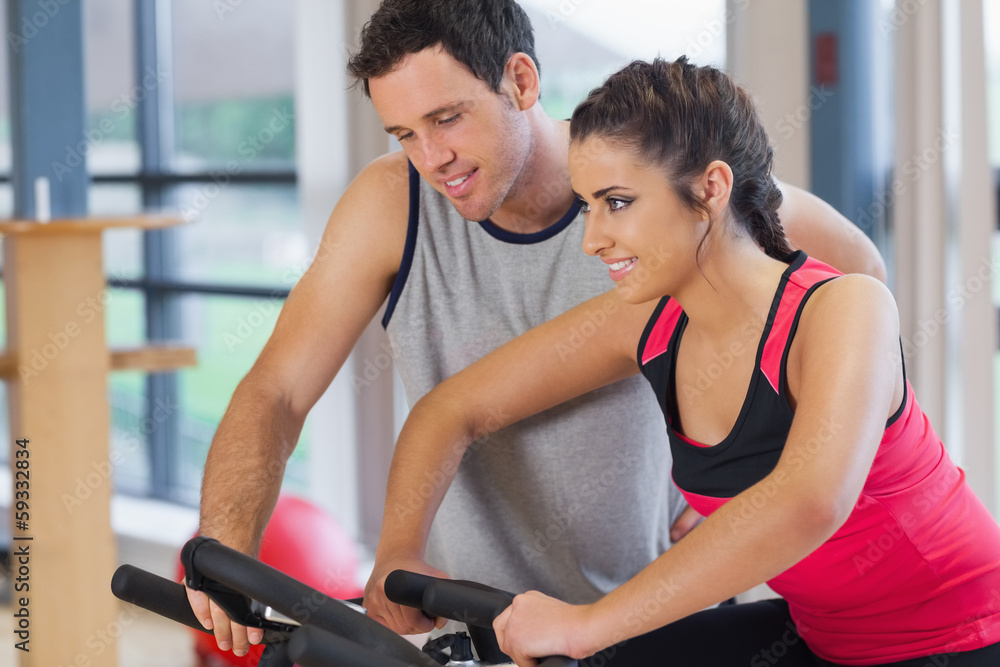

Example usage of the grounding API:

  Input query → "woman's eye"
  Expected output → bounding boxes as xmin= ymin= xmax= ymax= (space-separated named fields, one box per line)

xmin=577 ymin=199 xmax=591 ymax=213
xmin=608 ymin=198 xmax=630 ymax=212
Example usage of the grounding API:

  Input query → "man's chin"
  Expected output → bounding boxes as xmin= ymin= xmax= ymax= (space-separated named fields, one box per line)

xmin=449 ymin=199 xmax=496 ymax=223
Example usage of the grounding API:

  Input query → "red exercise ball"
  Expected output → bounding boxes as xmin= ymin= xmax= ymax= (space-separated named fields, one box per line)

xmin=179 ymin=494 xmax=365 ymax=667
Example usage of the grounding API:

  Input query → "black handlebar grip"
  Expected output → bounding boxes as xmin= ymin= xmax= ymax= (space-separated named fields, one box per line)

xmin=385 ymin=570 xmax=514 ymax=628
xmin=382 ymin=569 xmax=427 ymax=609
xmin=288 ymin=625 xmax=416 ymax=667
xmin=538 ymin=658 xmax=579 ymax=667
xmin=386 ymin=571 xmax=579 ymax=667
xmin=183 ymin=538 xmax=439 ymax=666
xmin=111 ymin=564 xmax=209 ymax=635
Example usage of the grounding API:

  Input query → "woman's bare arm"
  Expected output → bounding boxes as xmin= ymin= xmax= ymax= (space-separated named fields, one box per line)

xmin=494 ymin=275 xmax=902 ymax=664
xmin=364 ymin=289 xmax=659 ymax=633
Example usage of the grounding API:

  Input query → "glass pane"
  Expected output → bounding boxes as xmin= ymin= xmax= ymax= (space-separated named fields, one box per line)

xmin=171 ymin=0 xmax=295 ymax=171
xmin=92 ymin=184 xmax=144 ymax=280
xmin=0 ymin=183 xmax=13 ymax=219
xmin=522 ymin=0 xmax=727 ymax=120
xmin=171 ymin=183 xmax=306 ymax=287
xmin=108 ymin=288 xmax=149 ymax=495
xmin=173 ymin=294 xmax=308 ymax=505
xmin=106 ymin=288 xmax=146 ymax=348
xmin=84 ymin=0 xmax=140 ymax=175
xmin=110 ymin=371 xmax=151 ymax=496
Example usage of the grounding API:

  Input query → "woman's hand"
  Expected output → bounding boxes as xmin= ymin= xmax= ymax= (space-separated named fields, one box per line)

xmin=493 ymin=591 xmax=596 ymax=666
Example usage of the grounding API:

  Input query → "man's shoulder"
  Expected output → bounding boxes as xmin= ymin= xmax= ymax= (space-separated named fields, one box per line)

xmin=332 ymin=150 xmax=413 ymax=244
xmin=352 ymin=150 xmax=412 ymax=204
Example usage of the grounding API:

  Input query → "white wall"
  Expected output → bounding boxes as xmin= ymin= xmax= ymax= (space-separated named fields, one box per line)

xmin=727 ymin=0 xmax=811 ymax=189
xmin=294 ymin=0 xmax=398 ymax=547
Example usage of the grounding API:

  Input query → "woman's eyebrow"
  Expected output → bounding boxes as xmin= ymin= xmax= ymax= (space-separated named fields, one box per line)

xmin=592 ymin=186 xmax=630 ymax=198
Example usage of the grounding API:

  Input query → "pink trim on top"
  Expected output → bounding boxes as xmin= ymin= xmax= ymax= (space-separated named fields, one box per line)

xmin=641 ymin=298 xmax=684 ymax=365
xmin=674 ymin=429 xmax=711 ymax=448
xmin=671 ymin=474 xmax=730 ymax=516
xmin=759 ymin=257 xmax=841 ymax=394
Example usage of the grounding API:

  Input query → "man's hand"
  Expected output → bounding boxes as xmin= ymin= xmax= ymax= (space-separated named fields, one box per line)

xmin=185 ymin=586 xmax=264 ymax=657
xmin=364 ymin=557 xmax=450 ymax=635
xmin=670 ymin=505 xmax=704 ymax=543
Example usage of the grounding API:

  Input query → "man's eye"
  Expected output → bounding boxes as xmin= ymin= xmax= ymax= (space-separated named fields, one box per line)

xmin=439 ymin=115 xmax=460 ymax=125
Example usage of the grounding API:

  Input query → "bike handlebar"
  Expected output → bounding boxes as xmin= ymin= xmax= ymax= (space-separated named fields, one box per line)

xmin=385 ymin=570 xmax=578 ymax=667
xmin=111 ymin=565 xmax=208 ymax=635
xmin=385 ymin=570 xmax=515 ymax=628
xmin=110 ymin=536 xmax=578 ymax=666
xmin=287 ymin=626 xmax=414 ymax=667
xmin=180 ymin=537 xmax=437 ymax=665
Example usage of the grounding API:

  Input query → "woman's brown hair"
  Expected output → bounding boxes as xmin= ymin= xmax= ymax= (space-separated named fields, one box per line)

xmin=570 ymin=57 xmax=792 ymax=261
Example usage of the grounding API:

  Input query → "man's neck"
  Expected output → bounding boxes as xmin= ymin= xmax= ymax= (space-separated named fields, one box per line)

xmin=488 ymin=118 xmax=576 ymax=235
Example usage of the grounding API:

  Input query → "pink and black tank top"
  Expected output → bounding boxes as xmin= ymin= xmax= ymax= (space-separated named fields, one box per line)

xmin=637 ymin=251 xmax=1000 ymax=665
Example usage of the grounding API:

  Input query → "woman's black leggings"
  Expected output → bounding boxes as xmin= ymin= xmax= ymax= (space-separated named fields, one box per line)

xmin=578 ymin=599 xmax=1000 ymax=667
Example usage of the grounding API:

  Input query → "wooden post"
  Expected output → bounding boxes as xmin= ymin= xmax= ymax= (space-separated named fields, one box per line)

xmin=0 ymin=217 xmax=194 ymax=666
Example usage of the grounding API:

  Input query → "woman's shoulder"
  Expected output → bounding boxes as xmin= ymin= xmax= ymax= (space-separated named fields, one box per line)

xmin=806 ymin=272 xmax=895 ymax=314
xmin=796 ymin=272 xmax=900 ymax=352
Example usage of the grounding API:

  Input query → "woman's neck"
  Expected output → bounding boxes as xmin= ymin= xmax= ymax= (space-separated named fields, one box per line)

xmin=671 ymin=237 xmax=790 ymax=343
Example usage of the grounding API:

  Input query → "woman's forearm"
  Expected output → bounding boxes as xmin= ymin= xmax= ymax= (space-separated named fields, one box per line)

xmin=376 ymin=386 xmax=482 ymax=560
xmin=577 ymin=475 xmax=842 ymax=657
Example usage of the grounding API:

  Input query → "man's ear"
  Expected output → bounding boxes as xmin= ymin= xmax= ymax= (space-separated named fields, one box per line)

xmin=505 ymin=52 xmax=540 ymax=110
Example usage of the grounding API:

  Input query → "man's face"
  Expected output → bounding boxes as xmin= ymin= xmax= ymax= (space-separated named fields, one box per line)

xmin=369 ymin=46 xmax=532 ymax=222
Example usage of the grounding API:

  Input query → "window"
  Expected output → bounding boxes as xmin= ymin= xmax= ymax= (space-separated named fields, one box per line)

xmin=172 ymin=293 xmax=308 ymax=505
xmin=85 ymin=0 xmax=305 ymax=504
xmin=520 ymin=0 xmax=727 ymax=119
xmin=85 ymin=0 xmax=140 ymax=176
xmin=171 ymin=0 xmax=296 ymax=171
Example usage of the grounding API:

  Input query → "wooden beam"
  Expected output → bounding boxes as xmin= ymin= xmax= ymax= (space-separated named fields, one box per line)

xmin=0 ymin=215 xmax=184 ymax=236
xmin=0 ymin=351 xmax=15 ymax=378
xmin=0 ymin=345 xmax=196 ymax=379
xmin=109 ymin=345 xmax=197 ymax=373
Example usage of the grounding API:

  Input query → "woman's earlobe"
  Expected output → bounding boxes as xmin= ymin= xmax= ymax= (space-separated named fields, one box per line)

xmin=702 ymin=161 xmax=734 ymax=213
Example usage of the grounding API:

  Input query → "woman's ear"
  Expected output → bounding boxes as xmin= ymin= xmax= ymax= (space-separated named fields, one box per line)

xmin=698 ymin=160 xmax=734 ymax=218
xmin=505 ymin=52 xmax=540 ymax=111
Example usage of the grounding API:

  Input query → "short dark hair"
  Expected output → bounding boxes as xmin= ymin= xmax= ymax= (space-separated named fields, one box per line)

xmin=347 ymin=0 xmax=539 ymax=98
xmin=571 ymin=57 xmax=791 ymax=261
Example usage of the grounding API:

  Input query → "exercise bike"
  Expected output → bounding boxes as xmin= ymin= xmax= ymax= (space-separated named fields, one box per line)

xmin=111 ymin=536 xmax=577 ymax=667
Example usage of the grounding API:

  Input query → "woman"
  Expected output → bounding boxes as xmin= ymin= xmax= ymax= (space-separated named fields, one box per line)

xmin=373 ymin=57 xmax=1000 ymax=666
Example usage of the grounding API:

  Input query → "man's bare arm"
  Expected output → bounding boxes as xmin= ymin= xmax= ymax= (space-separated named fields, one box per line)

xmin=777 ymin=181 xmax=888 ymax=282
xmin=189 ymin=151 xmax=411 ymax=654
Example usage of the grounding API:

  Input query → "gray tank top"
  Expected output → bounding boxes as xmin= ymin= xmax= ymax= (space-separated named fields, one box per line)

xmin=383 ymin=162 xmax=685 ymax=603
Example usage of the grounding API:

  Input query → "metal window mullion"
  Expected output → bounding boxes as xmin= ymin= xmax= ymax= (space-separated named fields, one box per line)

xmin=136 ymin=0 xmax=181 ymax=501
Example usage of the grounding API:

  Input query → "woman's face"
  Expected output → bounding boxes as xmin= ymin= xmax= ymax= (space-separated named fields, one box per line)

xmin=570 ymin=137 xmax=710 ymax=304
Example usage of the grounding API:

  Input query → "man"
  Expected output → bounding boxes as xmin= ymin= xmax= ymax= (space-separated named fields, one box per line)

xmin=187 ymin=0 xmax=886 ymax=657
